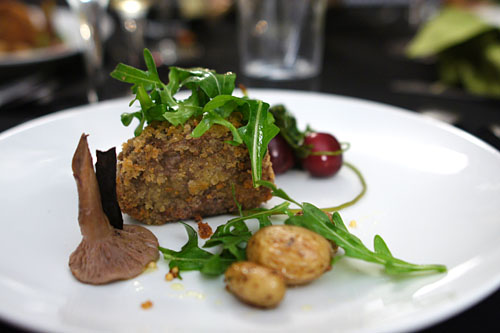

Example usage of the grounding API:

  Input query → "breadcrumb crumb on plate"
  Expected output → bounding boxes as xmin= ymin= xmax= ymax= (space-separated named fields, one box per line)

xmin=140 ymin=300 xmax=153 ymax=310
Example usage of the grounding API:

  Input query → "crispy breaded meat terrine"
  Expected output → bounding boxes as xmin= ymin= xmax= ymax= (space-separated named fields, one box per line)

xmin=116 ymin=117 xmax=275 ymax=225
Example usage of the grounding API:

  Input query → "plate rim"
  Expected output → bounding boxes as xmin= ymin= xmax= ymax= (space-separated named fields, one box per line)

xmin=1 ymin=89 xmax=499 ymax=157
xmin=0 ymin=89 xmax=499 ymax=333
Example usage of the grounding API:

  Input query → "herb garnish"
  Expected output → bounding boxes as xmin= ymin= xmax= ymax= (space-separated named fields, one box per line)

xmin=111 ymin=49 xmax=279 ymax=185
xmin=159 ymin=183 xmax=447 ymax=276
xmin=113 ymin=50 xmax=445 ymax=277
xmin=269 ymin=104 xmax=351 ymax=159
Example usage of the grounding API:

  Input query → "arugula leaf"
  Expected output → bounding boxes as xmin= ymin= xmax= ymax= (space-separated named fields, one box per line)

xmin=238 ymin=100 xmax=280 ymax=186
xmin=160 ymin=183 xmax=445 ymax=278
xmin=192 ymin=112 xmax=243 ymax=146
xmin=269 ymin=105 xmax=305 ymax=143
xmin=111 ymin=49 xmax=279 ymax=185
xmin=158 ymin=222 xmax=235 ymax=276
xmin=285 ymin=207 xmax=447 ymax=275
xmin=231 ymin=183 xmax=243 ymax=216
xmin=269 ymin=104 xmax=309 ymax=158
xmin=199 ymin=252 xmax=235 ymax=276
xmin=181 ymin=70 xmax=236 ymax=98
xmin=373 ymin=234 xmax=392 ymax=257
xmin=203 ymin=202 xmax=290 ymax=257
xmin=256 ymin=180 xmax=301 ymax=208
xmin=111 ymin=51 xmax=238 ymax=135
xmin=255 ymin=212 xmax=273 ymax=228
xmin=191 ymin=95 xmax=250 ymax=144
xmin=110 ymin=63 xmax=161 ymax=89
xmin=162 ymin=103 xmax=202 ymax=126
xmin=203 ymin=220 xmax=251 ymax=261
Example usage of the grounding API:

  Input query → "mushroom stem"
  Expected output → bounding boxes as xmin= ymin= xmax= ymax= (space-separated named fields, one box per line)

xmin=72 ymin=134 xmax=113 ymax=240
xmin=69 ymin=134 xmax=160 ymax=285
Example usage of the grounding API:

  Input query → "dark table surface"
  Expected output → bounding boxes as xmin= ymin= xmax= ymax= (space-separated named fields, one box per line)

xmin=1 ymin=3 xmax=499 ymax=332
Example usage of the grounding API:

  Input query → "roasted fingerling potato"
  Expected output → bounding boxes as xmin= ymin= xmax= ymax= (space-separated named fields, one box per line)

xmin=225 ymin=261 xmax=286 ymax=308
xmin=246 ymin=225 xmax=334 ymax=285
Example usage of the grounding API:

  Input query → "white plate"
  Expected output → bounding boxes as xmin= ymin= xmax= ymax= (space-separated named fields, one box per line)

xmin=0 ymin=90 xmax=499 ymax=333
xmin=0 ymin=7 xmax=113 ymax=67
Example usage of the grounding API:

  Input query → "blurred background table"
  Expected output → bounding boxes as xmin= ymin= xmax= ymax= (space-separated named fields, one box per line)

xmin=1 ymin=1 xmax=499 ymax=332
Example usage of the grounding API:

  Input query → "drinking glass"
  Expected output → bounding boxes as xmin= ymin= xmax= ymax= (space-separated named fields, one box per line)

xmin=237 ymin=0 xmax=327 ymax=81
xmin=110 ymin=0 xmax=154 ymax=66
xmin=66 ymin=0 xmax=109 ymax=103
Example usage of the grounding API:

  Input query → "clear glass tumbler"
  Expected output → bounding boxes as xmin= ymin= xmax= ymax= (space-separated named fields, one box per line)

xmin=237 ymin=0 xmax=327 ymax=81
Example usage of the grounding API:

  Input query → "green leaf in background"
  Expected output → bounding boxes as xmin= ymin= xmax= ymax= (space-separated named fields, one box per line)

xmin=406 ymin=5 xmax=500 ymax=98
xmin=486 ymin=43 xmax=500 ymax=68
xmin=437 ymin=32 xmax=500 ymax=97
xmin=407 ymin=7 xmax=494 ymax=58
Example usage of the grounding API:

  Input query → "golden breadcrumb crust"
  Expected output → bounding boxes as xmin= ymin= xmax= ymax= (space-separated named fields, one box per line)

xmin=116 ymin=116 xmax=274 ymax=225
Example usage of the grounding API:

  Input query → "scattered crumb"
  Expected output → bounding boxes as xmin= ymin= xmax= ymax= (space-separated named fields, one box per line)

xmin=141 ymin=300 xmax=153 ymax=310
xmin=186 ymin=290 xmax=206 ymax=300
xmin=146 ymin=261 xmax=157 ymax=269
xmin=170 ymin=283 xmax=185 ymax=291
xmin=349 ymin=220 xmax=357 ymax=228
xmin=301 ymin=304 xmax=313 ymax=311
xmin=165 ymin=266 xmax=180 ymax=281
xmin=144 ymin=261 xmax=158 ymax=274
xmin=197 ymin=221 xmax=213 ymax=239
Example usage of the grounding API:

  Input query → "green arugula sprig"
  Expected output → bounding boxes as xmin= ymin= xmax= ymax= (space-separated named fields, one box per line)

xmin=269 ymin=104 xmax=350 ymax=159
xmin=159 ymin=222 xmax=236 ymax=277
xmin=111 ymin=49 xmax=278 ymax=185
xmin=261 ymin=181 xmax=446 ymax=274
xmin=159 ymin=203 xmax=289 ymax=276
xmin=159 ymin=182 xmax=447 ymax=277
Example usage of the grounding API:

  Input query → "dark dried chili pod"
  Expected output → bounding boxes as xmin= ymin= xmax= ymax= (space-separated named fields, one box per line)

xmin=95 ymin=147 xmax=123 ymax=230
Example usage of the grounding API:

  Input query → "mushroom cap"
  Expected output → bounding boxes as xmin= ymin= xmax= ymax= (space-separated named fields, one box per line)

xmin=69 ymin=225 xmax=159 ymax=285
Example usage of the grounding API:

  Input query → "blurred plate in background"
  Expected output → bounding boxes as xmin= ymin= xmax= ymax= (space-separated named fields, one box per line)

xmin=0 ymin=6 xmax=113 ymax=67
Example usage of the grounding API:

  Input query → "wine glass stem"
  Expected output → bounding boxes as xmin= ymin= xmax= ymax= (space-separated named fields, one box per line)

xmin=75 ymin=2 xmax=106 ymax=103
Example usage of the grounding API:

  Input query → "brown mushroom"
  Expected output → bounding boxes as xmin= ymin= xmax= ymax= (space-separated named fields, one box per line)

xmin=69 ymin=134 xmax=159 ymax=285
